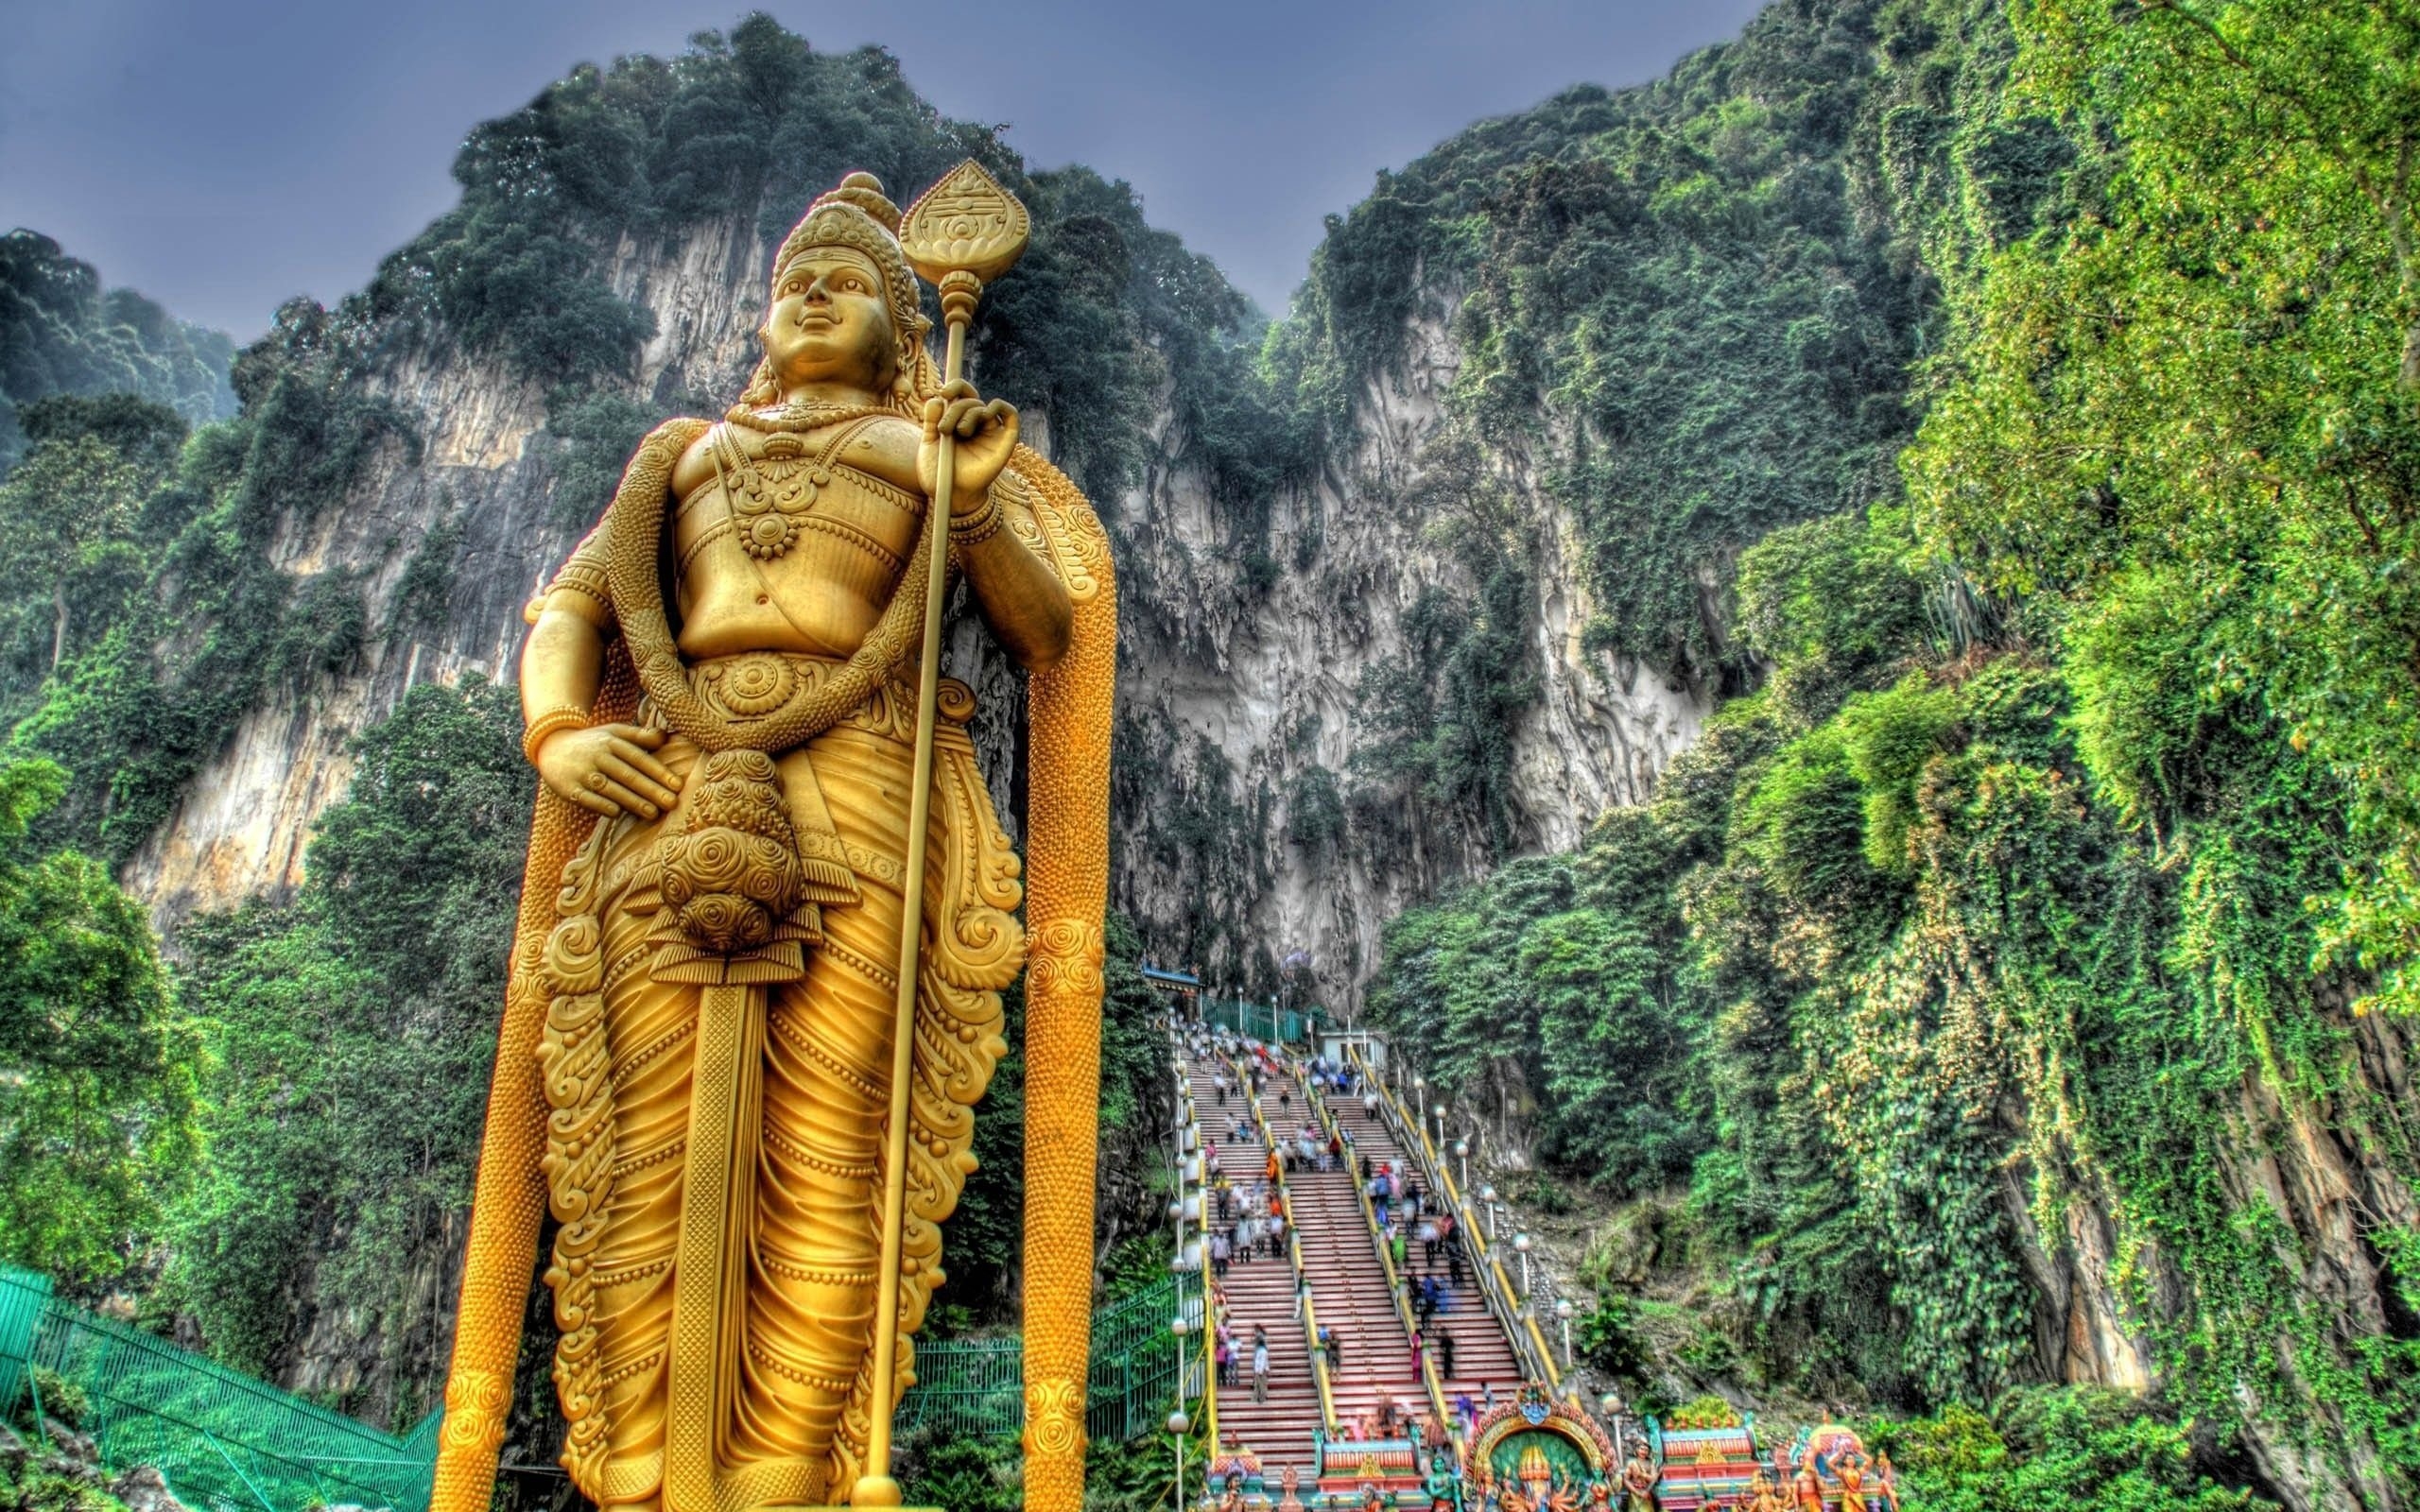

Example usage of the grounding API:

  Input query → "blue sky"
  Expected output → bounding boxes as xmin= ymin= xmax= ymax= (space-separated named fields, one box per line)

xmin=0 ymin=0 xmax=1764 ymax=337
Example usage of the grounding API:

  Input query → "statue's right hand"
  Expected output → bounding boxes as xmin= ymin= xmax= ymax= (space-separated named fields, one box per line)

xmin=535 ymin=724 xmax=682 ymax=820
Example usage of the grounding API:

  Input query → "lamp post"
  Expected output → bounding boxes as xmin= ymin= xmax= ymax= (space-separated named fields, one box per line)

xmin=1513 ymin=1231 xmax=1533 ymax=1297
xmin=1452 ymin=1140 xmax=1470 ymax=1193
xmin=1412 ymin=1074 xmax=1426 ymax=1136
xmin=1599 ymin=1391 xmax=1626 ymax=1464
xmin=1167 ymin=1384 xmax=1191 ymax=1510
xmin=1554 ymin=1297 xmax=1574 ymax=1368
xmin=1479 ymin=1185 xmax=1499 ymax=1242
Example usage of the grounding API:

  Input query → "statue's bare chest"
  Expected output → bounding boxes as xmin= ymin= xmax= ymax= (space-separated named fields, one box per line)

xmin=668 ymin=418 xmax=926 ymax=658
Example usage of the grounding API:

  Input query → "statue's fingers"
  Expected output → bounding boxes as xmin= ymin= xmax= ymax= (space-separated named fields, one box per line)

xmin=922 ymin=396 xmax=945 ymax=438
xmin=605 ymin=735 xmax=680 ymax=788
xmin=606 ymin=723 xmax=666 ymax=748
xmin=940 ymin=378 xmax=977 ymax=401
xmin=591 ymin=776 xmax=660 ymax=820
xmin=599 ymin=751 xmax=679 ymax=810
xmin=564 ymin=785 xmax=621 ymax=817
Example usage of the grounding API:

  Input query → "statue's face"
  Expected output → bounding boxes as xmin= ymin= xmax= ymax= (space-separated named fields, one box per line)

xmin=762 ymin=247 xmax=896 ymax=393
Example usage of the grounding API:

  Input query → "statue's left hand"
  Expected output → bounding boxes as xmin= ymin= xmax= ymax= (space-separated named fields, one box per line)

xmin=920 ymin=379 xmax=1019 ymax=517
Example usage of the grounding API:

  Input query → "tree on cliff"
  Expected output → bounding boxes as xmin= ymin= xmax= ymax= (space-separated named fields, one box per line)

xmin=0 ymin=756 xmax=199 ymax=1283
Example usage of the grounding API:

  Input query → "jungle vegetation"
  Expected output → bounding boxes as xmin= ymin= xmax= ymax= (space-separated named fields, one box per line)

xmin=1365 ymin=0 xmax=2420 ymax=1504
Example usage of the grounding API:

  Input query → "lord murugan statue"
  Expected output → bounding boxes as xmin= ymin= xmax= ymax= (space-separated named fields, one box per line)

xmin=430 ymin=164 xmax=1115 ymax=1512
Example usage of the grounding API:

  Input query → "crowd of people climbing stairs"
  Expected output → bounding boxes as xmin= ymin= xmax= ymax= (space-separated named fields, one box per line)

xmin=1174 ymin=1019 xmax=1529 ymax=1468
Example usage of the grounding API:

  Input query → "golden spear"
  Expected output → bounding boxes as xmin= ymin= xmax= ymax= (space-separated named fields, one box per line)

xmin=853 ymin=160 xmax=1032 ymax=1507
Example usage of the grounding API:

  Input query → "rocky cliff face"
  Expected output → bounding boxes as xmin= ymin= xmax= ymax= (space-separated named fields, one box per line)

xmin=123 ymin=213 xmax=1709 ymax=1017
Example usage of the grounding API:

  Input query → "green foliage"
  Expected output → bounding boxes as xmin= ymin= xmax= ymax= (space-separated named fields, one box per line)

xmin=0 ymin=230 xmax=236 ymax=471
xmin=1869 ymin=1387 xmax=2273 ymax=1511
xmin=1285 ymin=764 xmax=1345 ymax=854
xmin=543 ymin=387 xmax=665 ymax=526
xmin=1899 ymin=0 xmax=2420 ymax=1017
xmin=0 ymin=1461 xmax=131 ymax=1512
xmin=1364 ymin=6 xmax=2420 ymax=1496
xmin=1834 ymin=673 xmax=1960 ymax=870
xmin=0 ymin=758 xmax=199 ymax=1284
xmin=897 ymin=1412 xmax=1200 ymax=1512
xmin=4 ymin=299 xmax=413 ymax=863
xmin=21 ymin=1366 xmax=92 ymax=1431
xmin=165 ymin=678 xmax=528 ymax=1398
xmin=1275 ymin=0 xmax=1928 ymax=680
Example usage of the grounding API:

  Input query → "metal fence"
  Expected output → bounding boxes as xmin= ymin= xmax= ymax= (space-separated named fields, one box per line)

xmin=891 ymin=1272 xmax=1189 ymax=1445
xmin=1200 ymin=998 xmax=1313 ymax=1045
xmin=2 ymin=1266 xmax=441 ymax=1512
xmin=0 ymin=1266 xmax=49 ymax=1427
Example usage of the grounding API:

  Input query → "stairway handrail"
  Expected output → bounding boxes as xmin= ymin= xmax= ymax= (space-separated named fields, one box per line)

xmin=1176 ymin=1040 xmax=1217 ymax=1455
xmin=1236 ymin=1053 xmax=1340 ymax=1436
xmin=1304 ymin=1063 xmax=1461 ymax=1452
xmin=1341 ymin=1047 xmax=1569 ymax=1401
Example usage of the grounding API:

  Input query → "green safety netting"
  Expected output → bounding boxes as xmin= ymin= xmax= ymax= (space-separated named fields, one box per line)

xmin=2 ymin=1265 xmax=439 ymax=1512
xmin=4 ymin=1264 xmax=1195 ymax=1511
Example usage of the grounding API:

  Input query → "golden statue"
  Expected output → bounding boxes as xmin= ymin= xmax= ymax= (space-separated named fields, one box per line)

xmin=429 ymin=164 xmax=1116 ymax=1512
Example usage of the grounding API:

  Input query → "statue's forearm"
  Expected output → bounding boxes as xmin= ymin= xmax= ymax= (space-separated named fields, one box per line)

xmin=957 ymin=515 xmax=1073 ymax=671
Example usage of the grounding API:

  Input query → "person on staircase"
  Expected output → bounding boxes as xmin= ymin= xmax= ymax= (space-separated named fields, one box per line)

xmin=1438 ymin=1331 xmax=1457 ymax=1381
xmin=1252 ymin=1326 xmax=1270 ymax=1403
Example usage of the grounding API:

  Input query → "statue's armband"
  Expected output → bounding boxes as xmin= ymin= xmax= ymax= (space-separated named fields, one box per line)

xmin=526 ymin=509 xmax=617 ymax=634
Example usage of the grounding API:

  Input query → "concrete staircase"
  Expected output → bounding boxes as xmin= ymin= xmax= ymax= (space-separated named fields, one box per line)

xmin=1296 ymin=1067 xmax=1524 ymax=1411
xmin=1187 ymin=1056 xmax=1320 ymax=1467
xmin=1181 ymin=1042 xmax=1526 ymax=1470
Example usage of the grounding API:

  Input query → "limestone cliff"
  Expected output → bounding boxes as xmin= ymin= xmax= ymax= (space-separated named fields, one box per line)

xmin=122 ymin=212 xmax=1709 ymax=1019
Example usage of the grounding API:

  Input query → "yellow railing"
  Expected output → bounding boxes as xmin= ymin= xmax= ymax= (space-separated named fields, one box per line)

xmin=1306 ymin=1068 xmax=1461 ymax=1448
xmin=1240 ymin=1054 xmax=1340 ymax=1434
xmin=1176 ymin=1037 xmax=1215 ymax=1451
xmin=1343 ymin=1046 xmax=1568 ymax=1401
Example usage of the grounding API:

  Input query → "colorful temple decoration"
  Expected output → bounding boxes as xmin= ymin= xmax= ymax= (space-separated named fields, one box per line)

xmin=1644 ymin=1399 xmax=1764 ymax=1511
xmin=1777 ymin=1422 xmax=1894 ymax=1512
xmin=1464 ymin=1386 xmax=1622 ymax=1512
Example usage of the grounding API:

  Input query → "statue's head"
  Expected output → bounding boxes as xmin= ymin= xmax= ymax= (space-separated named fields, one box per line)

xmin=744 ymin=172 xmax=932 ymax=405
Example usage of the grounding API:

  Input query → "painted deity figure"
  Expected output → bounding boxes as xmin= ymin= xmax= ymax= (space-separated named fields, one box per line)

xmin=436 ymin=171 xmax=1116 ymax=1512
xmin=1618 ymin=1442 xmax=1659 ymax=1512
xmin=1832 ymin=1446 xmax=1872 ymax=1512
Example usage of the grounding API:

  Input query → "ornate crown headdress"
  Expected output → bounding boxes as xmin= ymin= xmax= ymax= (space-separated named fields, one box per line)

xmin=737 ymin=171 xmax=935 ymax=409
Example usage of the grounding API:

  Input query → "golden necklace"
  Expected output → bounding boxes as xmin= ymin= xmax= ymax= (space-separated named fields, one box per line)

xmin=710 ymin=414 xmax=889 ymax=561
xmin=722 ymin=399 xmax=902 ymax=434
